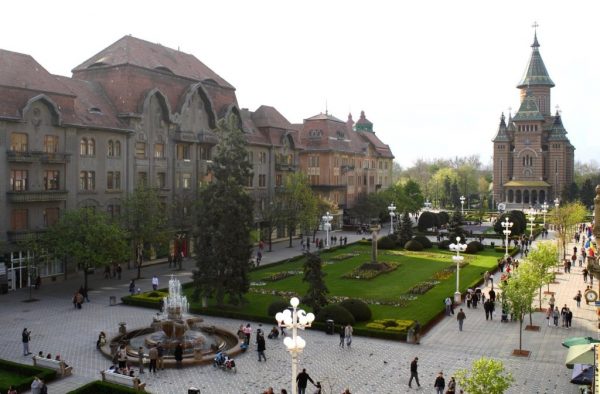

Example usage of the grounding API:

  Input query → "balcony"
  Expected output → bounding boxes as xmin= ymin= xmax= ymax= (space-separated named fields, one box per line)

xmin=7 ymin=150 xmax=70 ymax=164
xmin=7 ymin=190 xmax=68 ymax=203
xmin=7 ymin=151 xmax=36 ymax=163
xmin=40 ymin=152 xmax=70 ymax=164
xmin=275 ymin=163 xmax=298 ymax=172
xmin=341 ymin=164 xmax=355 ymax=174
xmin=7 ymin=229 xmax=47 ymax=243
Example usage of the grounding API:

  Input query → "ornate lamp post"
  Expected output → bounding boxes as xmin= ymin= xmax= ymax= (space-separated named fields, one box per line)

xmin=449 ymin=236 xmax=467 ymax=303
xmin=541 ymin=201 xmax=548 ymax=227
xmin=527 ymin=210 xmax=536 ymax=239
xmin=275 ymin=297 xmax=315 ymax=394
xmin=501 ymin=217 xmax=513 ymax=259
xmin=388 ymin=203 xmax=396 ymax=235
xmin=322 ymin=212 xmax=333 ymax=249
xmin=460 ymin=195 xmax=466 ymax=215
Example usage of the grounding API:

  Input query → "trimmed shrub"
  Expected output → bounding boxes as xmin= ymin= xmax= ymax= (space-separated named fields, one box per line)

xmin=315 ymin=304 xmax=355 ymax=325
xmin=340 ymin=299 xmax=372 ymax=322
xmin=0 ymin=359 xmax=57 ymax=394
xmin=267 ymin=299 xmax=291 ymax=317
xmin=465 ymin=241 xmax=483 ymax=254
xmin=377 ymin=236 xmax=397 ymax=250
xmin=438 ymin=240 xmax=451 ymax=249
xmin=67 ymin=381 xmax=140 ymax=393
xmin=412 ymin=235 xmax=432 ymax=249
xmin=417 ymin=211 xmax=436 ymax=231
xmin=404 ymin=240 xmax=423 ymax=251
xmin=437 ymin=211 xmax=450 ymax=226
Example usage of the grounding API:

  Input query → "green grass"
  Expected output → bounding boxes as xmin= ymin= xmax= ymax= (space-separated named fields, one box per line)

xmin=0 ymin=359 xmax=56 ymax=394
xmin=0 ymin=369 xmax=23 ymax=387
xmin=182 ymin=244 xmax=503 ymax=330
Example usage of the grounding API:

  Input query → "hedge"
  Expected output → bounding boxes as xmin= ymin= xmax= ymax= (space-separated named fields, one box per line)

xmin=339 ymin=299 xmax=372 ymax=322
xmin=0 ymin=359 xmax=57 ymax=394
xmin=67 ymin=380 xmax=141 ymax=394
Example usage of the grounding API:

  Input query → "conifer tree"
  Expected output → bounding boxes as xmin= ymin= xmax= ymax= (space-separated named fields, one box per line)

xmin=448 ymin=209 xmax=466 ymax=243
xmin=398 ymin=211 xmax=414 ymax=247
xmin=303 ymin=252 xmax=329 ymax=313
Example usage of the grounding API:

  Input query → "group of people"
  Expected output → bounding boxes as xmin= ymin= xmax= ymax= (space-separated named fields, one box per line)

xmin=409 ymin=357 xmax=460 ymax=393
xmin=103 ymin=263 xmax=123 ymax=279
xmin=72 ymin=286 xmax=89 ymax=309
xmin=338 ymin=323 xmax=353 ymax=348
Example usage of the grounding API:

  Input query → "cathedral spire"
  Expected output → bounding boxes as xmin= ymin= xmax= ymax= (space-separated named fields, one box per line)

xmin=492 ymin=113 xmax=510 ymax=142
xmin=517 ymin=26 xmax=554 ymax=89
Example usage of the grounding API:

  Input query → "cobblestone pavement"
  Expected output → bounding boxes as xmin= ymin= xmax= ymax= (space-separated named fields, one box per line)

xmin=0 ymin=231 xmax=596 ymax=393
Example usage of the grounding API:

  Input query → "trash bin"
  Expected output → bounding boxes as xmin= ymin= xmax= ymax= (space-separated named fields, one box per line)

xmin=109 ymin=296 xmax=117 ymax=306
xmin=326 ymin=319 xmax=335 ymax=335
xmin=188 ymin=387 xmax=200 ymax=394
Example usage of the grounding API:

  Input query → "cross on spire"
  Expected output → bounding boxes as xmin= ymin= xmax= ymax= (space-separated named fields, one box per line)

xmin=532 ymin=21 xmax=539 ymax=32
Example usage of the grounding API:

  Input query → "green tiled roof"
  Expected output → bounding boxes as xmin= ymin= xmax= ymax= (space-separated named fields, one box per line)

xmin=517 ymin=33 xmax=555 ymax=88
xmin=547 ymin=111 xmax=569 ymax=141
xmin=513 ymin=90 xmax=545 ymax=121
xmin=492 ymin=113 xmax=511 ymax=142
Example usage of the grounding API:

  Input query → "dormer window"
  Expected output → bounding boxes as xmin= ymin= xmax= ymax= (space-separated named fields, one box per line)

xmin=88 ymin=107 xmax=103 ymax=114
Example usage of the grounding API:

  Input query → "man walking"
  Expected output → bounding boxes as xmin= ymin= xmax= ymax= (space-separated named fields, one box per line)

xmin=22 ymin=328 xmax=31 ymax=356
xmin=257 ymin=331 xmax=267 ymax=362
xmin=457 ymin=308 xmax=466 ymax=331
xmin=444 ymin=297 xmax=452 ymax=316
xmin=408 ymin=357 xmax=421 ymax=388
xmin=434 ymin=372 xmax=445 ymax=394
xmin=151 ymin=275 xmax=159 ymax=291
xmin=296 ymin=368 xmax=316 ymax=394
xmin=148 ymin=345 xmax=158 ymax=373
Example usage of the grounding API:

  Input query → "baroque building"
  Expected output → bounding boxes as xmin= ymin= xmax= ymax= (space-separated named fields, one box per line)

xmin=492 ymin=32 xmax=574 ymax=209
xmin=0 ymin=37 xmax=394 ymax=291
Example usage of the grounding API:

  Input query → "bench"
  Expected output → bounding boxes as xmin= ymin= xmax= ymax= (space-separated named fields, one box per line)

xmin=101 ymin=370 xmax=146 ymax=391
xmin=32 ymin=356 xmax=73 ymax=376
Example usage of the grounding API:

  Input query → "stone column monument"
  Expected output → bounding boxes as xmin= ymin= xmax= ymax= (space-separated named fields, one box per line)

xmin=371 ymin=225 xmax=381 ymax=264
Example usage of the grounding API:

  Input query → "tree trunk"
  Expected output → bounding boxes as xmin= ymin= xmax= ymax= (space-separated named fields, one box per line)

xmin=288 ymin=232 xmax=293 ymax=248
xmin=539 ymin=287 xmax=542 ymax=309
xmin=519 ymin=318 xmax=523 ymax=351
xmin=84 ymin=266 xmax=89 ymax=294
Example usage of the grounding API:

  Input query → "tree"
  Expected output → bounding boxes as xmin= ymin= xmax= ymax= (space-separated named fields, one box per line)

xmin=525 ymin=241 xmax=558 ymax=309
xmin=46 ymin=208 xmax=129 ymax=293
xmin=398 ymin=211 xmax=414 ymax=247
xmin=302 ymin=252 xmax=329 ymax=313
xmin=447 ymin=210 xmax=466 ymax=242
xmin=580 ymin=178 xmax=595 ymax=208
xmin=417 ymin=211 xmax=436 ymax=231
xmin=402 ymin=180 xmax=425 ymax=214
xmin=275 ymin=173 xmax=319 ymax=247
xmin=450 ymin=180 xmax=460 ymax=208
xmin=193 ymin=114 xmax=254 ymax=306
xmin=455 ymin=357 xmax=514 ymax=394
xmin=500 ymin=266 xmax=537 ymax=352
xmin=123 ymin=184 xmax=169 ymax=278
xmin=551 ymin=202 xmax=587 ymax=260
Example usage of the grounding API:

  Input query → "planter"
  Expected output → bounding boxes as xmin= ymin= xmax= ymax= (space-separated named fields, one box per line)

xmin=512 ymin=349 xmax=530 ymax=357
xmin=543 ymin=291 xmax=555 ymax=295
xmin=525 ymin=325 xmax=540 ymax=331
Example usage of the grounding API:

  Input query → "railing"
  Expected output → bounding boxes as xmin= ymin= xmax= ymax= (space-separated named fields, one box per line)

xmin=7 ymin=190 xmax=68 ymax=202
xmin=275 ymin=163 xmax=298 ymax=172
xmin=7 ymin=150 xmax=70 ymax=163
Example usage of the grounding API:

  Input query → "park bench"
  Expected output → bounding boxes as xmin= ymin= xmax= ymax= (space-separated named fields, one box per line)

xmin=32 ymin=356 xmax=73 ymax=376
xmin=101 ymin=370 xmax=146 ymax=391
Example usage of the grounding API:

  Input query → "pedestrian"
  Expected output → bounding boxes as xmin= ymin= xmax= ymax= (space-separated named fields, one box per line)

xmin=75 ymin=291 xmax=84 ymax=309
xmin=548 ymin=294 xmax=555 ymax=312
xmin=566 ymin=307 xmax=573 ymax=328
xmin=552 ymin=306 xmax=559 ymax=326
xmin=339 ymin=325 xmax=345 ymax=348
xmin=583 ymin=268 xmax=589 ymax=283
xmin=484 ymin=299 xmax=493 ymax=320
xmin=560 ymin=304 xmax=568 ymax=327
xmin=447 ymin=376 xmax=457 ymax=394
xmin=22 ymin=328 xmax=32 ymax=356
xmin=116 ymin=264 xmax=122 ymax=280
xmin=151 ymin=275 xmax=159 ymax=291
xmin=575 ymin=290 xmax=582 ymax=307
xmin=484 ymin=271 xmax=490 ymax=287
xmin=444 ymin=296 xmax=452 ymax=316
xmin=433 ymin=372 xmax=445 ymax=394
xmin=489 ymin=288 xmax=496 ymax=302
xmin=157 ymin=342 xmax=164 ymax=370
xmin=545 ymin=307 xmax=552 ymax=326
xmin=244 ymin=323 xmax=252 ymax=346
xmin=31 ymin=376 xmax=43 ymax=394
xmin=408 ymin=356 xmax=421 ymax=388
xmin=296 ymin=368 xmax=316 ymax=394
xmin=465 ymin=292 xmax=472 ymax=308
xmin=129 ymin=279 xmax=135 ymax=295
xmin=457 ymin=308 xmax=466 ymax=331
xmin=344 ymin=323 xmax=353 ymax=348
xmin=117 ymin=344 xmax=127 ymax=369
xmin=174 ymin=342 xmax=183 ymax=368
xmin=137 ymin=346 xmax=145 ymax=373
xmin=257 ymin=332 xmax=267 ymax=362
xmin=413 ymin=320 xmax=421 ymax=344
xmin=148 ymin=345 xmax=158 ymax=373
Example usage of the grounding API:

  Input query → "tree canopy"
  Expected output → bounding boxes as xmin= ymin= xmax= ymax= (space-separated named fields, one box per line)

xmin=455 ymin=357 xmax=514 ymax=394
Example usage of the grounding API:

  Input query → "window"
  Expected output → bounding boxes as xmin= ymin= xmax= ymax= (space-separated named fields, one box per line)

xmin=276 ymin=174 xmax=283 ymax=187
xmin=137 ymin=172 xmax=147 ymax=186
xmin=259 ymin=152 xmax=267 ymax=164
xmin=107 ymin=171 xmax=121 ymax=190
xmin=108 ymin=140 xmax=114 ymax=157
xmin=182 ymin=173 xmax=192 ymax=189
xmin=348 ymin=176 xmax=355 ymax=186
xmin=80 ymin=138 xmax=95 ymax=156
xmin=43 ymin=135 xmax=58 ymax=153
xmin=10 ymin=209 xmax=28 ymax=230
xmin=135 ymin=142 xmax=147 ymax=159
xmin=154 ymin=143 xmax=165 ymax=159
xmin=259 ymin=174 xmax=266 ymax=187
xmin=247 ymin=151 xmax=254 ymax=164
xmin=79 ymin=171 xmax=95 ymax=191
xmin=10 ymin=133 xmax=28 ymax=152
xmin=378 ymin=161 xmax=383 ymax=170
xmin=157 ymin=172 xmax=166 ymax=189
xmin=10 ymin=170 xmax=28 ymax=191
xmin=43 ymin=208 xmax=59 ymax=227
xmin=176 ymin=144 xmax=191 ymax=160
xmin=107 ymin=204 xmax=121 ymax=218
xmin=200 ymin=146 xmax=211 ymax=161
xmin=115 ymin=140 xmax=121 ymax=156
xmin=309 ymin=156 xmax=319 ymax=167
xmin=247 ymin=175 xmax=254 ymax=187
xmin=44 ymin=170 xmax=59 ymax=190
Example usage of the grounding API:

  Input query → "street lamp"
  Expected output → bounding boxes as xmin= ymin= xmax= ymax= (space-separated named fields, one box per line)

xmin=527 ymin=210 xmax=536 ymax=239
xmin=541 ymin=201 xmax=548 ymax=227
xmin=275 ymin=297 xmax=315 ymax=394
xmin=501 ymin=217 xmax=513 ymax=259
xmin=449 ymin=236 xmax=467 ymax=303
xmin=388 ymin=203 xmax=396 ymax=235
xmin=322 ymin=212 xmax=333 ymax=249
xmin=460 ymin=195 xmax=466 ymax=215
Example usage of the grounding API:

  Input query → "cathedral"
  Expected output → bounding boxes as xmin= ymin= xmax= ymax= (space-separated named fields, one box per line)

xmin=492 ymin=31 xmax=575 ymax=209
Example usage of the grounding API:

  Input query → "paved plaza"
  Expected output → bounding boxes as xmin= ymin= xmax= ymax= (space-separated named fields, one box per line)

xmin=0 ymin=230 xmax=596 ymax=393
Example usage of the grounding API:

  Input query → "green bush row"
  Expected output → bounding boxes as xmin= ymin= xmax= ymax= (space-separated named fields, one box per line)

xmin=67 ymin=380 xmax=141 ymax=394
xmin=0 ymin=359 xmax=57 ymax=394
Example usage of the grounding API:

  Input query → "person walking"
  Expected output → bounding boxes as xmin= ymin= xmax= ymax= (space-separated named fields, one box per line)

xmin=408 ymin=357 xmax=421 ymax=388
xmin=444 ymin=297 xmax=452 ymax=316
xmin=117 ymin=344 xmax=127 ymax=369
xmin=548 ymin=294 xmax=555 ymax=312
xmin=174 ymin=342 xmax=183 ymax=369
xmin=296 ymin=368 xmax=316 ymax=394
xmin=545 ymin=306 xmax=552 ymax=326
xmin=156 ymin=342 xmax=165 ymax=370
xmin=339 ymin=325 xmax=345 ymax=348
xmin=575 ymin=290 xmax=582 ymax=308
xmin=30 ymin=376 xmax=43 ymax=394
xmin=137 ymin=346 xmax=145 ymax=374
xmin=583 ymin=268 xmax=589 ymax=283
xmin=566 ymin=307 xmax=573 ymax=328
xmin=457 ymin=308 xmax=466 ymax=331
xmin=447 ymin=376 xmax=457 ymax=394
xmin=22 ymin=328 xmax=32 ymax=356
xmin=129 ymin=279 xmax=136 ymax=295
xmin=552 ymin=306 xmax=560 ymax=326
xmin=433 ymin=372 xmax=445 ymax=394
xmin=151 ymin=275 xmax=159 ymax=291
xmin=148 ymin=345 xmax=158 ymax=373
xmin=257 ymin=332 xmax=267 ymax=362
xmin=344 ymin=323 xmax=353 ymax=348
xmin=116 ymin=264 xmax=122 ymax=280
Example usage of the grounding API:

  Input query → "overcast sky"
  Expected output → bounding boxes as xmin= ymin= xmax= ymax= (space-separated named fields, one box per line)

xmin=2 ymin=0 xmax=598 ymax=168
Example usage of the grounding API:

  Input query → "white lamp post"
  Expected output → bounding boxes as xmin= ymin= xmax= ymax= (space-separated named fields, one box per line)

xmin=388 ymin=203 xmax=396 ymax=235
xmin=449 ymin=236 xmax=467 ymax=303
xmin=501 ymin=217 xmax=513 ymax=258
xmin=275 ymin=297 xmax=315 ymax=394
xmin=527 ymin=210 xmax=536 ymax=239
xmin=460 ymin=195 xmax=466 ymax=215
xmin=322 ymin=212 xmax=333 ymax=249
xmin=541 ymin=201 xmax=548 ymax=227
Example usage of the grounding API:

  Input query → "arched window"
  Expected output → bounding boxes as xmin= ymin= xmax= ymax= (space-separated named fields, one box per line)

xmin=80 ymin=138 xmax=87 ymax=156
xmin=516 ymin=190 xmax=522 ymax=203
xmin=87 ymin=138 xmax=95 ymax=156
xmin=531 ymin=190 xmax=538 ymax=205
xmin=539 ymin=190 xmax=546 ymax=203
xmin=108 ymin=140 xmax=114 ymax=157
xmin=115 ymin=140 xmax=121 ymax=156
xmin=508 ymin=190 xmax=514 ymax=203
xmin=523 ymin=190 xmax=530 ymax=204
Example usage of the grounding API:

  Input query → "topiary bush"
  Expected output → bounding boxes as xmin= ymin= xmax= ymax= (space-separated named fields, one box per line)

xmin=465 ymin=241 xmax=483 ymax=254
xmin=418 ymin=211 xmax=436 ymax=231
xmin=412 ymin=235 xmax=432 ymax=249
xmin=438 ymin=239 xmax=451 ymax=249
xmin=315 ymin=304 xmax=355 ymax=325
xmin=437 ymin=211 xmax=450 ymax=226
xmin=377 ymin=236 xmax=397 ymax=250
xmin=267 ymin=299 xmax=292 ymax=317
xmin=404 ymin=240 xmax=423 ymax=251
xmin=340 ymin=299 xmax=372 ymax=322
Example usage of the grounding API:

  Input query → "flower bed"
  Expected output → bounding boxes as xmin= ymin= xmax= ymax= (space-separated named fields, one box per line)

xmin=262 ymin=270 xmax=302 ymax=282
xmin=330 ymin=253 xmax=360 ymax=261
xmin=407 ymin=280 xmax=440 ymax=295
xmin=366 ymin=319 xmax=414 ymax=332
xmin=431 ymin=262 xmax=469 ymax=280
xmin=341 ymin=262 xmax=399 ymax=280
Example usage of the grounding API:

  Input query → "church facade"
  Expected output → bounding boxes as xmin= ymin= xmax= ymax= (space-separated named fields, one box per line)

xmin=492 ymin=32 xmax=575 ymax=210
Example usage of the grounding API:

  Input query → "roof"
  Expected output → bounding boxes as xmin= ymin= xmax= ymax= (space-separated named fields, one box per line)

xmin=503 ymin=180 xmax=551 ymax=187
xmin=547 ymin=111 xmax=569 ymax=142
xmin=517 ymin=32 xmax=555 ymax=88
xmin=357 ymin=130 xmax=394 ymax=158
xmin=0 ymin=49 xmax=73 ymax=96
xmin=251 ymin=105 xmax=292 ymax=130
xmin=492 ymin=113 xmax=511 ymax=142
xmin=304 ymin=112 xmax=345 ymax=123
xmin=513 ymin=90 xmax=545 ymax=122
xmin=72 ymin=35 xmax=234 ymax=89
xmin=355 ymin=110 xmax=373 ymax=132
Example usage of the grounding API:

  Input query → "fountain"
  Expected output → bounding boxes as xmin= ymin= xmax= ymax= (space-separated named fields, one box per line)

xmin=101 ymin=275 xmax=241 ymax=367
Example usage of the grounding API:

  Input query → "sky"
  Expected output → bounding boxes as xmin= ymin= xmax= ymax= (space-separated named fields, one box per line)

xmin=2 ymin=0 xmax=598 ymax=169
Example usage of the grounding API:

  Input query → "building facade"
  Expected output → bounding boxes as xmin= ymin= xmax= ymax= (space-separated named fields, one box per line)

xmin=0 ymin=37 xmax=394 ymax=290
xmin=492 ymin=32 xmax=575 ymax=209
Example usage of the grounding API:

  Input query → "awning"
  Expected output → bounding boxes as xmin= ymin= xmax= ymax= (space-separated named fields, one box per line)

xmin=565 ymin=344 xmax=595 ymax=368
xmin=503 ymin=180 xmax=551 ymax=187
xmin=562 ymin=337 xmax=600 ymax=348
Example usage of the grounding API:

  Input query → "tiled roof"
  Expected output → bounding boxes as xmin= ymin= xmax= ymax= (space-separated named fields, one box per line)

xmin=300 ymin=112 xmax=369 ymax=155
xmin=513 ymin=90 xmax=544 ymax=122
xmin=252 ymin=105 xmax=292 ymax=130
xmin=0 ymin=49 xmax=73 ymax=96
xmin=547 ymin=111 xmax=569 ymax=142
xmin=492 ymin=113 xmax=511 ymax=142
xmin=517 ymin=33 xmax=555 ymax=88
xmin=304 ymin=112 xmax=345 ymax=123
xmin=357 ymin=130 xmax=394 ymax=158
xmin=72 ymin=36 xmax=234 ymax=89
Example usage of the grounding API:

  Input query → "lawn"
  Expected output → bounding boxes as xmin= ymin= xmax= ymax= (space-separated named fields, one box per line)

xmin=181 ymin=243 xmax=503 ymax=330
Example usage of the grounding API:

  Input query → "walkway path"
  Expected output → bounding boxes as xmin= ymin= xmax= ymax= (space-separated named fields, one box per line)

xmin=0 ymin=229 xmax=595 ymax=393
